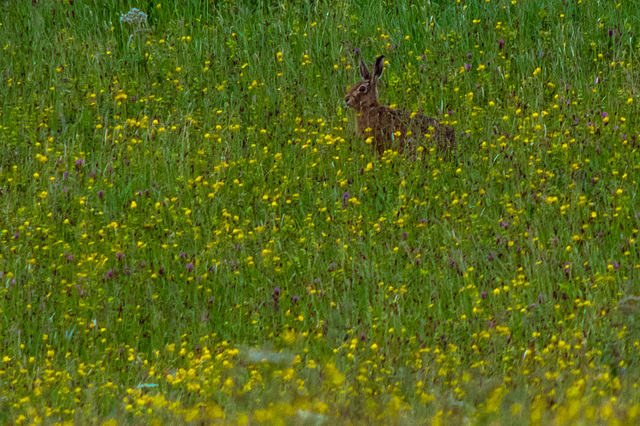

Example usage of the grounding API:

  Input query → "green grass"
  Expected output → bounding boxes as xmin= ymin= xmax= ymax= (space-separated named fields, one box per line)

xmin=1 ymin=0 xmax=640 ymax=424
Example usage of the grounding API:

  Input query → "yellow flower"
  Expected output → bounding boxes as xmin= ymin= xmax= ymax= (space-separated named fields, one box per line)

xmin=282 ymin=330 xmax=296 ymax=344
xmin=325 ymin=363 xmax=345 ymax=387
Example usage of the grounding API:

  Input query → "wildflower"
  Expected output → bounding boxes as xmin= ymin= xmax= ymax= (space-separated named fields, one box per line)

xmin=186 ymin=263 xmax=194 ymax=272
xmin=498 ymin=39 xmax=504 ymax=49
xmin=120 ymin=8 xmax=148 ymax=25
xmin=342 ymin=192 xmax=350 ymax=209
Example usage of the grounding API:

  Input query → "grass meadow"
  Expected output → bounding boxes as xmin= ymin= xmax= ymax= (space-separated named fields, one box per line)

xmin=2 ymin=0 xmax=640 ymax=424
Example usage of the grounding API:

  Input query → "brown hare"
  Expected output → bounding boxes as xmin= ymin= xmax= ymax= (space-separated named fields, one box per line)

xmin=344 ymin=55 xmax=455 ymax=157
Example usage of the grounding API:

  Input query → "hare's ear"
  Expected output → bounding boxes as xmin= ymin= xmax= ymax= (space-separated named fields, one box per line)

xmin=373 ymin=55 xmax=385 ymax=80
xmin=359 ymin=57 xmax=371 ymax=81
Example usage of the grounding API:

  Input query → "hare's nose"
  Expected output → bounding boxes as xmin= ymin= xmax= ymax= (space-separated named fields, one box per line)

xmin=344 ymin=96 xmax=350 ymax=104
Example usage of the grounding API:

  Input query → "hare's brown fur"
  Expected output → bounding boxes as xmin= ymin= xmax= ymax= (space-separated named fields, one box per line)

xmin=345 ymin=55 xmax=455 ymax=156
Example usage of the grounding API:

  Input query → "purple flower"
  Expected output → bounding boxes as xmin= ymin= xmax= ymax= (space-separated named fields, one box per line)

xmin=608 ymin=29 xmax=614 ymax=36
xmin=292 ymin=295 xmax=299 ymax=303
xmin=75 ymin=158 xmax=85 ymax=169
xmin=498 ymin=39 xmax=504 ymax=49
xmin=354 ymin=48 xmax=361 ymax=54
xmin=464 ymin=63 xmax=472 ymax=71
xmin=601 ymin=112 xmax=608 ymax=118
xmin=402 ymin=232 xmax=407 ymax=240
xmin=106 ymin=270 xmax=114 ymax=278
xmin=98 ymin=190 xmax=104 ymax=198
xmin=185 ymin=263 xmax=194 ymax=272
xmin=274 ymin=287 xmax=281 ymax=296
xmin=13 ymin=233 xmax=18 ymax=239
xmin=342 ymin=192 xmax=350 ymax=209
xmin=117 ymin=252 xmax=124 ymax=261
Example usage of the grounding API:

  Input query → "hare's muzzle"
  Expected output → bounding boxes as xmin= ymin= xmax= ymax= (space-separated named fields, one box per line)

xmin=344 ymin=96 xmax=351 ymax=107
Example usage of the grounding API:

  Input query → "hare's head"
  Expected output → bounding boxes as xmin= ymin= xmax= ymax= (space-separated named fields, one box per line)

xmin=344 ymin=55 xmax=385 ymax=111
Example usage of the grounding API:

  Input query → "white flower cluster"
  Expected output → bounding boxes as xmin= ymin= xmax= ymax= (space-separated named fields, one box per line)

xmin=120 ymin=8 xmax=148 ymax=26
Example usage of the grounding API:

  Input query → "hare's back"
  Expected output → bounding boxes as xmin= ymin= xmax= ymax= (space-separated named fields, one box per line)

xmin=412 ymin=112 xmax=440 ymax=130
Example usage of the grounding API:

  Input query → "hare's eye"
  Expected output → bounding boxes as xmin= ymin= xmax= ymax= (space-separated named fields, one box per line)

xmin=358 ymin=85 xmax=367 ymax=93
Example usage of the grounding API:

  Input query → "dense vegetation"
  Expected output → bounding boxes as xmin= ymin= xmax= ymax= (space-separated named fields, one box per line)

xmin=1 ymin=0 xmax=640 ymax=423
